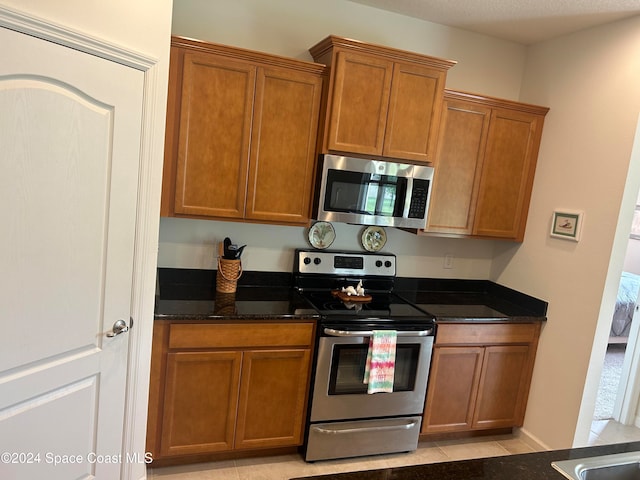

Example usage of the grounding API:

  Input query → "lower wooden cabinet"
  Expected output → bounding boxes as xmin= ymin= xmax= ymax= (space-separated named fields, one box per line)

xmin=422 ymin=322 xmax=541 ymax=435
xmin=474 ymin=345 xmax=532 ymax=429
xmin=147 ymin=321 xmax=315 ymax=462
xmin=235 ymin=349 xmax=311 ymax=450
xmin=161 ymin=350 xmax=241 ymax=456
xmin=422 ymin=346 xmax=483 ymax=432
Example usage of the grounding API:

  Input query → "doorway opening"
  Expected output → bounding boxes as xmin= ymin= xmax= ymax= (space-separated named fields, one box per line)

xmin=592 ymin=197 xmax=640 ymax=439
xmin=594 ymin=341 xmax=627 ymax=420
xmin=590 ymin=113 xmax=640 ymax=443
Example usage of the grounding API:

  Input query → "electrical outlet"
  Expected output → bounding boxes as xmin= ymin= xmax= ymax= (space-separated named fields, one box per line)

xmin=444 ymin=254 xmax=454 ymax=269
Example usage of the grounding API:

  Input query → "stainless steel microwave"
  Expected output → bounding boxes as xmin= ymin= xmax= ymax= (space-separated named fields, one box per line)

xmin=314 ymin=154 xmax=434 ymax=229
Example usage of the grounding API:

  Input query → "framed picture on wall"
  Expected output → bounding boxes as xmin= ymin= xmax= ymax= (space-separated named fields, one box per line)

xmin=550 ymin=210 xmax=583 ymax=241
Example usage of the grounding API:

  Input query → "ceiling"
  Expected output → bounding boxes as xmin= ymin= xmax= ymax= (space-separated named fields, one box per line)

xmin=348 ymin=0 xmax=640 ymax=45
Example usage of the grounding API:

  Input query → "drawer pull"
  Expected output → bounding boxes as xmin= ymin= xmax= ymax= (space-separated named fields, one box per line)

xmin=311 ymin=420 xmax=419 ymax=435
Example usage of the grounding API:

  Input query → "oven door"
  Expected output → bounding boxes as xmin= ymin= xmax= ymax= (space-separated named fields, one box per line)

xmin=310 ymin=327 xmax=434 ymax=422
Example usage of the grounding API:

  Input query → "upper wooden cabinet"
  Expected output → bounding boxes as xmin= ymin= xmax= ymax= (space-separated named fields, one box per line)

xmin=161 ymin=36 xmax=326 ymax=226
xmin=309 ymin=35 xmax=455 ymax=164
xmin=425 ymin=90 xmax=549 ymax=241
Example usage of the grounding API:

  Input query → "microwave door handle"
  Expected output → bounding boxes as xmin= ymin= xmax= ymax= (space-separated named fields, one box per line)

xmin=402 ymin=177 xmax=413 ymax=218
xmin=324 ymin=327 xmax=433 ymax=337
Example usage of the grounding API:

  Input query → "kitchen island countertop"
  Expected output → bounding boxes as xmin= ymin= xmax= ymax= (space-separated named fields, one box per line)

xmin=291 ymin=441 xmax=640 ymax=480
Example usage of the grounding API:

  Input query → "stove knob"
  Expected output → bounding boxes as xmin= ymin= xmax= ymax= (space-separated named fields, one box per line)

xmin=314 ymin=257 xmax=322 ymax=265
xmin=375 ymin=260 xmax=383 ymax=267
xmin=384 ymin=260 xmax=392 ymax=268
xmin=303 ymin=257 xmax=311 ymax=265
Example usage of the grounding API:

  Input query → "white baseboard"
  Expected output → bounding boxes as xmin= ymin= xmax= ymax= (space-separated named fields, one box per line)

xmin=514 ymin=427 xmax=552 ymax=451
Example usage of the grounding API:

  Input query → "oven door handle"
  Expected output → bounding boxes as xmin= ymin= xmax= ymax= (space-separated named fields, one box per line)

xmin=311 ymin=419 xmax=419 ymax=435
xmin=323 ymin=327 xmax=433 ymax=337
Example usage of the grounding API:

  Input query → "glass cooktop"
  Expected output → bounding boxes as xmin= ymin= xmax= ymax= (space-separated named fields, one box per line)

xmin=301 ymin=290 xmax=435 ymax=323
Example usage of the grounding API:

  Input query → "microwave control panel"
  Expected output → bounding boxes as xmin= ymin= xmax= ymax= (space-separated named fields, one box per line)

xmin=408 ymin=179 xmax=430 ymax=219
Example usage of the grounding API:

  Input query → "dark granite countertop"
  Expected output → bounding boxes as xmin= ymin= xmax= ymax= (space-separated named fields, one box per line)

xmin=155 ymin=268 xmax=318 ymax=321
xmin=291 ymin=441 xmax=640 ymax=480
xmin=154 ymin=269 xmax=547 ymax=323
xmin=154 ymin=289 xmax=319 ymax=320
xmin=395 ymin=278 xmax=547 ymax=322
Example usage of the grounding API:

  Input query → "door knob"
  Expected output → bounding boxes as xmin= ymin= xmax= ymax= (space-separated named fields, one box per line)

xmin=107 ymin=318 xmax=132 ymax=337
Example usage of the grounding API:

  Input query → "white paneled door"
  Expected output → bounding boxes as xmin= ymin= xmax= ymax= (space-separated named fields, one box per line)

xmin=0 ymin=25 xmax=143 ymax=479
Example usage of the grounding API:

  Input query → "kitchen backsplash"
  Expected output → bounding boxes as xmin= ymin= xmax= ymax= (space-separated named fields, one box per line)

xmin=157 ymin=217 xmax=496 ymax=279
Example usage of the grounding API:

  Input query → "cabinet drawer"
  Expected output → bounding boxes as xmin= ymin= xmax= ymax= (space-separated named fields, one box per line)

xmin=435 ymin=323 xmax=539 ymax=345
xmin=169 ymin=322 xmax=315 ymax=349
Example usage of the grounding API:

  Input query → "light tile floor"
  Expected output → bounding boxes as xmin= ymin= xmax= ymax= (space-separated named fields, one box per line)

xmin=148 ymin=421 xmax=640 ymax=480
xmin=148 ymin=434 xmax=537 ymax=480
xmin=589 ymin=419 xmax=640 ymax=446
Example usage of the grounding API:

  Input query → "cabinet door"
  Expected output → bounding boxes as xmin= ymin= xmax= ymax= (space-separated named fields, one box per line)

xmin=473 ymin=345 xmax=531 ymax=429
xmin=426 ymin=98 xmax=491 ymax=234
xmin=246 ymin=66 xmax=323 ymax=224
xmin=173 ymin=52 xmax=255 ymax=218
xmin=327 ymin=50 xmax=393 ymax=155
xmin=422 ymin=346 xmax=484 ymax=433
xmin=473 ymin=108 xmax=544 ymax=240
xmin=383 ymin=61 xmax=447 ymax=163
xmin=160 ymin=351 xmax=242 ymax=456
xmin=235 ymin=349 xmax=311 ymax=449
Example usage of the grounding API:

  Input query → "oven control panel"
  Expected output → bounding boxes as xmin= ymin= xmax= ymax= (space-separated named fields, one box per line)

xmin=296 ymin=250 xmax=396 ymax=276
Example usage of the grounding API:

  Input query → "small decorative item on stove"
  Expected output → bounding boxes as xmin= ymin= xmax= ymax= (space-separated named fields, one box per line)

xmin=216 ymin=237 xmax=243 ymax=293
xmin=331 ymin=280 xmax=372 ymax=303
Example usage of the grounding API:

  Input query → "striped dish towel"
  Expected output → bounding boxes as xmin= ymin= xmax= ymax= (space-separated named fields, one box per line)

xmin=363 ymin=330 xmax=397 ymax=394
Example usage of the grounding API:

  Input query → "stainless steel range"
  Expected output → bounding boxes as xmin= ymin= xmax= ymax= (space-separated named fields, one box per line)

xmin=293 ymin=249 xmax=435 ymax=462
